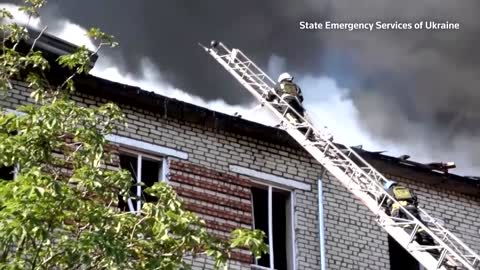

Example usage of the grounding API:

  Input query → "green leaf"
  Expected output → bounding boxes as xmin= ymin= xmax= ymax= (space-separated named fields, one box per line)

xmin=0 ymin=8 xmax=13 ymax=19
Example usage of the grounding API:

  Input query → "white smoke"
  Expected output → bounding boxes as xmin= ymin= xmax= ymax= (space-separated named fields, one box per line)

xmin=91 ymin=57 xmax=277 ymax=126
xmin=0 ymin=3 xmax=41 ymax=27
xmin=267 ymin=54 xmax=287 ymax=80
xmin=0 ymin=4 xmax=277 ymax=126
xmin=52 ymin=19 xmax=96 ymax=51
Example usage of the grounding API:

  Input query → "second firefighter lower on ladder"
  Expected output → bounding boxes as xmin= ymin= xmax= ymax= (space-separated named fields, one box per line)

xmin=381 ymin=181 xmax=436 ymax=247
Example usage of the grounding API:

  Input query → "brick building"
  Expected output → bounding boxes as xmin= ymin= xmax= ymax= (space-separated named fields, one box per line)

xmin=1 ymin=32 xmax=480 ymax=270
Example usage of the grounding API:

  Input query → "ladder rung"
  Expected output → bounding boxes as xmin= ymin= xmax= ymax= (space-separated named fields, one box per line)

xmin=409 ymin=245 xmax=444 ymax=252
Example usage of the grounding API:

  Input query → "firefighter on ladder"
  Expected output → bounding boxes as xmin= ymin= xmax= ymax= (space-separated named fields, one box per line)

xmin=266 ymin=72 xmax=334 ymax=142
xmin=266 ymin=72 xmax=305 ymax=124
xmin=381 ymin=180 xmax=436 ymax=246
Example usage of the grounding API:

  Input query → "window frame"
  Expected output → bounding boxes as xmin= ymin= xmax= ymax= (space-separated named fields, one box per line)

xmin=229 ymin=165 xmax=303 ymax=270
xmin=118 ymin=147 xmax=169 ymax=214
xmin=108 ymin=134 xmax=187 ymax=214
xmin=0 ymin=165 xmax=18 ymax=181
xmin=250 ymin=179 xmax=297 ymax=270
xmin=387 ymin=234 xmax=425 ymax=270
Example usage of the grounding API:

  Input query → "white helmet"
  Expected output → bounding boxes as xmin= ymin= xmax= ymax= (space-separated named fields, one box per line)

xmin=278 ymin=72 xmax=293 ymax=83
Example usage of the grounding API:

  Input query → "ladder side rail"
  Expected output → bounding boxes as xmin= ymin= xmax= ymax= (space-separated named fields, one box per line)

xmin=221 ymin=47 xmax=480 ymax=264
xmin=214 ymin=45 xmax=316 ymax=135
xmin=206 ymin=44 xmax=475 ymax=252
xmin=317 ymin=144 xmax=479 ymax=265
xmin=302 ymin=141 xmax=453 ymax=270
xmin=305 ymin=113 xmax=480 ymax=267
xmin=232 ymin=62 xmax=276 ymax=99
xmin=223 ymin=48 xmax=406 ymax=206
xmin=234 ymin=50 xmax=277 ymax=86
xmin=206 ymin=46 xmax=385 ymax=173
xmin=214 ymin=46 xmax=471 ymax=266
xmin=222 ymin=55 xmax=273 ymax=98
xmin=202 ymin=43 xmax=480 ymax=269
xmin=230 ymin=62 xmax=273 ymax=96
xmin=338 ymin=147 xmax=394 ymax=189
xmin=418 ymin=207 xmax=480 ymax=264
xmin=226 ymin=49 xmax=413 ymax=199
xmin=320 ymin=145 xmax=390 ymax=198
xmin=221 ymin=43 xmax=277 ymax=86
xmin=309 ymin=119 xmax=480 ymax=268
xmin=216 ymin=42 xmax=277 ymax=88
xmin=311 ymin=127 xmax=479 ymax=267
xmin=283 ymin=81 xmax=480 ymax=267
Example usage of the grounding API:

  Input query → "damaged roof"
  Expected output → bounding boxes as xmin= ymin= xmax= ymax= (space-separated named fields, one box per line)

xmin=29 ymin=29 xmax=480 ymax=197
xmin=76 ymin=75 xmax=480 ymax=197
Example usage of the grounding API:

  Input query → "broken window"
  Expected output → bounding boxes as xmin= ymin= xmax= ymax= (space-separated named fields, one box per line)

xmin=388 ymin=235 xmax=424 ymax=270
xmin=0 ymin=166 xmax=14 ymax=181
xmin=251 ymin=185 xmax=294 ymax=270
xmin=118 ymin=150 xmax=167 ymax=213
xmin=0 ymin=131 xmax=17 ymax=182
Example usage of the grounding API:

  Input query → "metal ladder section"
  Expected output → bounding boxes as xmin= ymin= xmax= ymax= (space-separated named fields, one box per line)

xmin=200 ymin=41 xmax=480 ymax=270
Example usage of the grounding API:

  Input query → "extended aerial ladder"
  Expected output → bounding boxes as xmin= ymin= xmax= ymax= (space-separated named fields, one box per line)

xmin=200 ymin=41 xmax=480 ymax=270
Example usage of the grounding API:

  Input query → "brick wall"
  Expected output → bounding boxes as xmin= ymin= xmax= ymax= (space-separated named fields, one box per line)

xmin=0 ymin=81 xmax=324 ymax=269
xmin=169 ymin=160 xmax=254 ymax=264
xmin=74 ymin=85 xmax=326 ymax=269
xmin=2 ymin=80 xmax=480 ymax=269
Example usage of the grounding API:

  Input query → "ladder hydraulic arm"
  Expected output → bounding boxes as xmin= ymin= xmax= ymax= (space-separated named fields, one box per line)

xmin=200 ymin=40 xmax=480 ymax=270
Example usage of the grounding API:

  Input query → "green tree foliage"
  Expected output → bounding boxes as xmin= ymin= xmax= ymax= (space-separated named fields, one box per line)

xmin=0 ymin=1 xmax=267 ymax=269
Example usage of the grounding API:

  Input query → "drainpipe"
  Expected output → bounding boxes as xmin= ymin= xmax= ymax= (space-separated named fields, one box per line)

xmin=318 ymin=169 xmax=327 ymax=270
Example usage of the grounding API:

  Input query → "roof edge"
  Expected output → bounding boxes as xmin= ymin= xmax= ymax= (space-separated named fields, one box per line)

xmin=75 ymin=74 xmax=480 ymax=196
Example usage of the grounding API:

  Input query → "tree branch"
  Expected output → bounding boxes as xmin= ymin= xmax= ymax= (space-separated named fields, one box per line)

xmin=130 ymin=216 xmax=148 ymax=239
xmin=31 ymin=221 xmax=53 ymax=269
xmin=41 ymin=250 xmax=65 ymax=267
xmin=30 ymin=26 xmax=48 ymax=52
xmin=59 ymin=43 xmax=106 ymax=91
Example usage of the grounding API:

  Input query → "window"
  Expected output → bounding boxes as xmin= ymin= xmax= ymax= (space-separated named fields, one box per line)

xmin=0 ymin=131 xmax=18 ymax=182
xmin=0 ymin=166 xmax=15 ymax=181
xmin=118 ymin=149 xmax=168 ymax=213
xmin=251 ymin=185 xmax=295 ymax=270
xmin=388 ymin=236 xmax=424 ymax=270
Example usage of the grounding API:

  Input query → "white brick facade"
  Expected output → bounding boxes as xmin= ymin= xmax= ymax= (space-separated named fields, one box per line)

xmin=2 ymin=79 xmax=480 ymax=269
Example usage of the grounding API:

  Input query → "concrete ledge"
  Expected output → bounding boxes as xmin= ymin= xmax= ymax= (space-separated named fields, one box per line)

xmin=229 ymin=165 xmax=311 ymax=191
xmin=106 ymin=134 xmax=188 ymax=160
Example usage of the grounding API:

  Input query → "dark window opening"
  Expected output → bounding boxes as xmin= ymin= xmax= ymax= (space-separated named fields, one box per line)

xmin=252 ymin=187 xmax=270 ymax=267
xmin=141 ymin=158 xmax=161 ymax=203
xmin=251 ymin=186 xmax=290 ymax=270
xmin=0 ymin=166 xmax=14 ymax=181
xmin=0 ymin=131 xmax=17 ymax=181
xmin=388 ymin=235 xmax=421 ymax=270
xmin=118 ymin=153 xmax=162 ymax=212
xmin=272 ymin=191 xmax=288 ymax=270
xmin=118 ymin=154 xmax=137 ymax=212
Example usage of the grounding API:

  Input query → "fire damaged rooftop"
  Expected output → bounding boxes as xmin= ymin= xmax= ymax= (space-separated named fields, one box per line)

xmin=25 ymin=27 xmax=480 ymax=197
xmin=74 ymin=74 xmax=480 ymax=197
